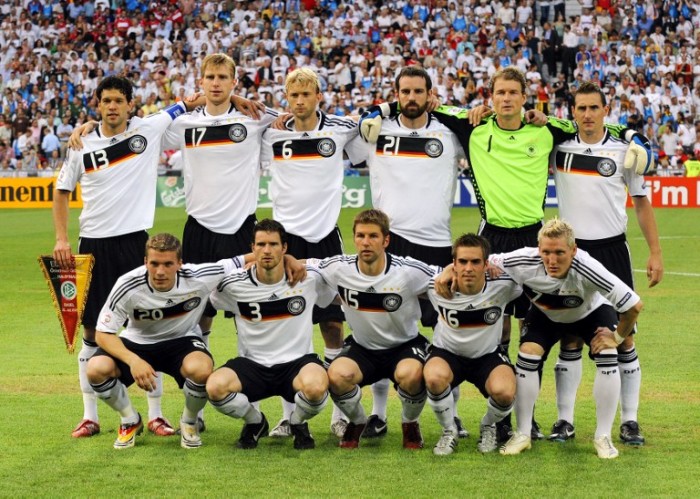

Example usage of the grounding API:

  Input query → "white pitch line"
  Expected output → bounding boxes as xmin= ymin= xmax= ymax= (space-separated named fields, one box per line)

xmin=633 ymin=269 xmax=700 ymax=277
xmin=629 ymin=236 xmax=700 ymax=240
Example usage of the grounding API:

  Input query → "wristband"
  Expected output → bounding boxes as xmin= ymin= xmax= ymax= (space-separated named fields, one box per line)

xmin=613 ymin=330 xmax=625 ymax=345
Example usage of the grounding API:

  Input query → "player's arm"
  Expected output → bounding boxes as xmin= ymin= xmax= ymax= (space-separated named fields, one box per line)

xmin=632 ymin=195 xmax=663 ymax=287
xmin=96 ymin=331 xmax=158 ymax=392
xmin=52 ymin=189 xmax=73 ymax=269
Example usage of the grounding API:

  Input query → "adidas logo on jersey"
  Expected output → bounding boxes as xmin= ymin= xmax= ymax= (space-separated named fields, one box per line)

xmin=509 ymin=136 xmax=516 ymax=140
xmin=410 ymin=131 xmax=419 ymax=136
xmin=366 ymin=286 xmax=376 ymax=293
xmin=302 ymin=132 xmax=310 ymax=137
xmin=110 ymin=138 xmax=118 ymax=145
xmin=583 ymin=148 xmax=593 ymax=154
xmin=269 ymin=293 xmax=279 ymax=300
xmin=166 ymin=299 xmax=175 ymax=305
xmin=466 ymin=304 xmax=474 ymax=310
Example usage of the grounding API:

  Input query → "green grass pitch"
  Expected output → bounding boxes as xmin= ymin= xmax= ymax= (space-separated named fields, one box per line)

xmin=1 ymin=206 xmax=699 ymax=497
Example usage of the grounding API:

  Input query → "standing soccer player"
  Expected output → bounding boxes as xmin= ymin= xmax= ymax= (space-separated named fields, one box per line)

xmin=206 ymin=220 xmax=337 ymax=450
xmin=356 ymin=66 xmax=468 ymax=439
xmin=486 ymin=219 xmax=644 ymax=459
xmin=314 ymin=210 xmax=437 ymax=450
xmin=87 ymin=233 xmax=245 ymax=450
xmin=260 ymin=68 xmax=365 ymax=438
xmin=549 ymin=81 xmax=662 ymax=446
xmin=53 ymin=76 xmax=188 ymax=438
xmin=162 ymin=53 xmax=278 ymax=361
xmin=425 ymin=234 xmax=521 ymax=455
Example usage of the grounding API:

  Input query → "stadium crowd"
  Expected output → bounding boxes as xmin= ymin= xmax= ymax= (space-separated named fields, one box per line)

xmin=0 ymin=0 xmax=699 ymax=177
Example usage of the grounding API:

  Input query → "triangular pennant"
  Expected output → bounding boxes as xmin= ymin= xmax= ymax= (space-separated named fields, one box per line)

xmin=38 ymin=254 xmax=95 ymax=353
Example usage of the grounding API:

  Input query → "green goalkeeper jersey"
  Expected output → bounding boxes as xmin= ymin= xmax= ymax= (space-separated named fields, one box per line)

xmin=432 ymin=107 xmax=577 ymax=228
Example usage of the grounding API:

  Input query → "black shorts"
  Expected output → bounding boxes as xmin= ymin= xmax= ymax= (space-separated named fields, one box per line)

xmin=286 ymin=227 xmax=344 ymax=324
xmin=576 ymin=234 xmax=634 ymax=289
xmin=182 ymin=214 xmax=257 ymax=264
xmin=428 ymin=346 xmax=514 ymax=398
xmin=79 ymin=231 xmax=149 ymax=328
xmin=337 ymin=334 xmax=430 ymax=387
xmin=479 ymin=221 xmax=542 ymax=319
xmin=221 ymin=353 xmax=323 ymax=403
xmin=387 ymin=231 xmax=451 ymax=328
xmin=520 ymin=305 xmax=618 ymax=356
xmin=94 ymin=336 xmax=211 ymax=388
xmin=184 ymin=214 xmax=256 ymax=319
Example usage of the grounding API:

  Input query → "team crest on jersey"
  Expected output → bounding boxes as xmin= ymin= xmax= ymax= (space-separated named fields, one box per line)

xmin=597 ymin=158 xmax=616 ymax=177
xmin=483 ymin=307 xmax=501 ymax=325
xmin=182 ymin=297 xmax=202 ymax=311
xmin=382 ymin=293 xmax=402 ymax=312
xmin=128 ymin=135 xmax=147 ymax=154
xmin=563 ymin=296 xmax=584 ymax=308
xmin=228 ymin=124 xmax=247 ymax=142
xmin=525 ymin=144 xmax=537 ymax=157
xmin=287 ymin=297 xmax=306 ymax=315
xmin=317 ymin=138 xmax=336 ymax=157
xmin=424 ymin=139 xmax=443 ymax=158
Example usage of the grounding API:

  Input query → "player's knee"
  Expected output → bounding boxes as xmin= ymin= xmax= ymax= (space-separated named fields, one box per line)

xmin=86 ymin=356 xmax=114 ymax=384
xmin=423 ymin=367 xmax=450 ymax=395
xmin=181 ymin=353 xmax=213 ymax=384
xmin=327 ymin=363 xmax=356 ymax=392
xmin=205 ymin=371 xmax=231 ymax=401
xmin=519 ymin=341 xmax=545 ymax=357
xmin=490 ymin=383 xmax=516 ymax=406
xmin=394 ymin=362 xmax=424 ymax=393
xmin=301 ymin=378 xmax=329 ymax=402
xmin=560 ymin=334 xmax=583 ymax=350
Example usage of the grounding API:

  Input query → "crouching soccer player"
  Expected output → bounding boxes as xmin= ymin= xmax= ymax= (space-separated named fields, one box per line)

xmin=485 ymin=219 xmax=643 ymax=459
xmin=313 ymin=210 xmax=436 ymax=450
xmin=206 ymin=220 xmax=336 ymax=450
xmin=425 ymin=234 xmax=521 ymax=455
xmin=86 ymin=233 xmax=246 ymax=449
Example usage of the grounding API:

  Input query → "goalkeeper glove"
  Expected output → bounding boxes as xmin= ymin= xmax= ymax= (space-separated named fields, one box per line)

xmin=623 ymin=130 xmax=654 ymax=175
xmin=359 ymin=102 xmax=390 ymax=143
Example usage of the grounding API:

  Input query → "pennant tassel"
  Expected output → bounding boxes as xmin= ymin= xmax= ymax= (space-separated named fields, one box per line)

xmin=38 ymin=255 xmax=95 ymax=353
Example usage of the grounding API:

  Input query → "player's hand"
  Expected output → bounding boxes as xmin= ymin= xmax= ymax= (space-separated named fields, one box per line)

xmin=623 ymin=131 xmax=654 ymax=175
xmin=524 ymin=109 xmax=548 ymax=126
xmin=647 ymin=253 xmax=664 ymax=287
xmin=427 ymin=92 xmax=441 ymax=113
xmin=129 ymin=358 xmax=158 ymax=392
xmin=468 ymin=105 xmax=493 ymax=126
xmin=485 ymin=262 xmax=503 ymax=279
xmin=183 ymin=91 xmax=206 ymax=109
xmin=434 ymin=263 xmax=456 ymax=298
xmin=68 ymin=121 xmax=98 ymax=150
xmin=271 ymin=113 xmax=292 ymax=130
xmin=359 ymin=102 xmax=390 ymax=143
xmin=284 ymin=255 xmax=307 ymax=286
xmin=590 ymin=327 xmax=618 ymax=354
xmin=232 ymin=95 xmax=265 ymax=120
xmin=53 ymin=240 xmax=75 ymax=270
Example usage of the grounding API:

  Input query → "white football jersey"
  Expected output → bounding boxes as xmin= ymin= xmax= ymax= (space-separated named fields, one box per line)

xmin=489 ymin=247 xmax=640 ymax=323
xmin=57 ymin=104 xmax=187 ymax=238
xmin=209 ymin=266 xmax=337 ymax=367
xmin=162 ymin=105 xmax=278 ymax=234
xmin=553 ymin=132 xmax=648 ymax=240
xmin=96 ymin=256 xmax=245 ymax=344
xmin=428 ymin=275 xmax=522 ymax=358
xmin=357 ymin=113 xmax=464 ymax=246
xmin=261 ymin=112 xmax=364 ymax=242
xmin=314 ymin=254 xmax=437 ymax=349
